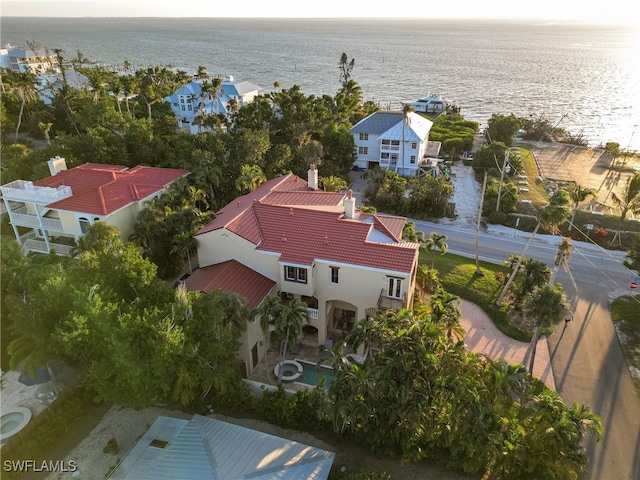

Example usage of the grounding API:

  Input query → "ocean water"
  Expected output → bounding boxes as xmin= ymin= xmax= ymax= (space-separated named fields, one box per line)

xmin=2 ymin=17 xmax=639 ymax=151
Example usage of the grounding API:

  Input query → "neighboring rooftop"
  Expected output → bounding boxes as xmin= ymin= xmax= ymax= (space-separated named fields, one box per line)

xmin=4 ymin=160 xmax=189 ymax=215
xmin=350 ymin=111 xmax=433 ymax=141
xmin=107 ymin=414 xmax=335 ymax=480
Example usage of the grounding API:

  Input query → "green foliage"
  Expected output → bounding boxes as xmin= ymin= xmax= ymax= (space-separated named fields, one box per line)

xmin=331 ymin=309 xmax=602 ymax=478
xmin=472 ymin=141 xmax=508 ymax=174
xmin=428 ymin=114 xmax=478 ymax=151
xmin=623 ymin=234 xmax=640 ymax=273
xmin=341 ymin=472 xmax=392 ymax=480
xmin=488 ymin=210 xmax=508 ymax=224
xmin=486 ymin=113 xmax=522 ymax=146
xmin=260 ymin=386 xmax=331 ymax=431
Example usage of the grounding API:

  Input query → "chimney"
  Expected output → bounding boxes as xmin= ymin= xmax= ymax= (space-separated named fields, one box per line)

xmin=344 ymin=189 xmax=356 ymax=219
xmin=47 ymin=156 xmax=67 ymax=176
xmin=308 ymin=164 xmax=318 ymax=190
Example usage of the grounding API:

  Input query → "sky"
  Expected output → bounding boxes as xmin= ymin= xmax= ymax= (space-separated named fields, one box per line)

xmin=2 ymin=0 xmax=639 ymax=26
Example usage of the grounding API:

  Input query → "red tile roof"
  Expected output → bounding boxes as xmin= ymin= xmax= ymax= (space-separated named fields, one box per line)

xmin=183 ymin=260 xmax=275 ymax=310
xmin=195 ymin=173 xmax=419 ymax=274
xmin=35 ymin=163 xmax=189 ymax=215
xmin=252 ymin=203 xmax=419 ymax=273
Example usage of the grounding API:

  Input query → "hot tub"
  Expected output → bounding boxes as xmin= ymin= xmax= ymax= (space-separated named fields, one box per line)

xmin=1 ymin=407 xmax=32 ymax=445
xmin=273 ymin=360 xmax=303 ymax=383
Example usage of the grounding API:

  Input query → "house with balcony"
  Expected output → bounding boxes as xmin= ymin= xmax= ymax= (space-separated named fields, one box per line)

xmin=0 ymin=157 xmax=189 ymax=255
xmin=184 ymin=166 xmax=420 ymax=377
xmin=164 ymin=75 xmax=262 ymax=133
xmin=351 ymin=111 xmax=434 ymax=177
xmin=0 ymin=43 xmax=58 ymax=73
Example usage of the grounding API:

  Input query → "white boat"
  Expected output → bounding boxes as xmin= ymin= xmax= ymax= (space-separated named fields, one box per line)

xmin=405 ymin=95 xmax=447 ymax=113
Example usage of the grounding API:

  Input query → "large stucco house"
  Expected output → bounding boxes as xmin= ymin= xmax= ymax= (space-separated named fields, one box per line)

xmin=164 ymin=75 xmax=262 ymax=133
xmin=350 ymin=111 xmax=436 ymax=177
xmin=0 ymin=157 xmax=189 ymax=255
xmin=0 ymin=43 xmax=58 ymax=73
xmin=184 ymin=166 xmax=420 ymax=377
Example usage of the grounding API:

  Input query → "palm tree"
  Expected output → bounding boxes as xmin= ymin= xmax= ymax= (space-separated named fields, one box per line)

xmin=610 ymin=173 xmax=640 ymax=247
xmin=400 ymin=104 xmax=414 ymax=175
xmin=273 ymin=297 xmax=309 ymax=384
xmin=424 ymin=232 xmax=448 ymax=269
xmin=8 ymin=70 xmax=39 ymax=141
xmin=235 ymin=164 xmax=266 ymax=193
xmin=567 ymin=184 xmax=597 ymax=231
xmin=524 ymin=283 xmax=569 ymax=374
xmin=321 ymin=175 xmax=348 ymax=192
xmin=509 ymin=258 xmax=551 ymax=311
xmin=429 ymin=288 xmax=464 ymax=340
xmin=254 ymin=295 xmax=283 ymax=384
xmin=551 ymin=236 xmax=575 ymax=283
xmin=418 ymin=264 xmax=440 ymax=296
xmin=402 ymin=221 xmax=425 ymax=243
xmin=496 ymin=190 xmax=571 ymax=306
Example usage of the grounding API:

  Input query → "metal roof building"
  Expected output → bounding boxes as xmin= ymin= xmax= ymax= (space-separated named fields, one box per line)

xmin=108 ymin=414 xmax=335 ymax=480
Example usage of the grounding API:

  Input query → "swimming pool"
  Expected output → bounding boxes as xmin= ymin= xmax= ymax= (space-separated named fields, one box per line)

xmin=295 ymin=359 xmax=336 ymax=388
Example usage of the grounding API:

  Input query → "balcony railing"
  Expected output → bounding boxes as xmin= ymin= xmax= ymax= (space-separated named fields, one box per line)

xmin=377 ymin=289 xmax=407 ymax=311
xmin=10 ymin=210 xmax=64 ymax=231
xmin=1 ymin=180 xmax=72 ymax=204
xmin=307 ymin=308 xmax=319 ymax=320
xmin=21 ymin=239 xmax=74 ymax=256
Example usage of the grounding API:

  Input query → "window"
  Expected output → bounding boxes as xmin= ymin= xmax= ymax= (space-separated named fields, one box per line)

xmin=359 ymin=132 xmax=369 ymax=141
xmin=382 ymin=139 xmax=390 ymax=145
xmin=410 ymin=155 xmax=416 ymax=164
xmin=358 ymin=146 xmax=368 ymax=155
xmin=285 ymin=266 xmax=307 ymax=284
xmin=387 ymin=277 xmax=402 ymax=298
xmin=381 ymin=152 xmax=390 ymax=159
xmin=330 ymin=267 xmax=339 ymax=284
xmin=181 ymin=105 xmax=185 ymax=111
xmin=411 ymin=142 xmax=418 ymax=149
xmin=391 ymin=140 xmax=400 ymax=146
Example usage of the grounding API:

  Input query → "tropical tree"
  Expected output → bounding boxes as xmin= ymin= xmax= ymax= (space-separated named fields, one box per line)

xmin=567 ymin=183 xmax=597 ymax=231
xmin=400 ymin=103 xmax=414 ymax=175
xmin=610 ymin=173 xmax=640 ymax=247
xmin=338 ymin=52 xmax=355 ymax=87
xmin=235 ymin=164 xmax=267 ymax=193
xmin=551 ymin=236 xmax=575 ymax=283
xmin=429 ymin=287 xmax=464 ymax=340
xmin=623 ymin=234 xmax=640 ymax=273
xmin=496 ymin=190 xmax=571 ymax=305
xmin=402 ymin=220 xmax=425 ymax=243
xmin=273 ymin=297 xmax=310 ymax=384
xmin=6 ymin=70 xmax=39 ymax=141
xmin=254 ymin=295 xmax=284 ymax=384
xmin=424 ymin=231 xmax=448 ymax=268
xmin=321 ymin=175 xmax=348 ymax=192
xmin=418 ymin=264 xmax=440 ymax=296
xmin=509 ymin=257 xmax=551 ymax=311
xmin=523 ymin=283 xmax=570 ymax=374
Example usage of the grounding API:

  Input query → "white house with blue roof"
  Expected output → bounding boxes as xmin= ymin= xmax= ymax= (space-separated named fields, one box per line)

xmin=350 ymin=111 xmax=433 ymax=177
xmin=164 ymin=75 xmax=262 ymax=133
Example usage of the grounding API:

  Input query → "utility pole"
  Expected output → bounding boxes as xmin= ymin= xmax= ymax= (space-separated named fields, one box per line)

xmin=495 ymin=150 xmax=509 ymax=212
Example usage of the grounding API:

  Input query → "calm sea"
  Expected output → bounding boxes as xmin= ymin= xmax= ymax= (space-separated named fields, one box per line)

xmin=2 ymin=17 xmax=639 ymax=151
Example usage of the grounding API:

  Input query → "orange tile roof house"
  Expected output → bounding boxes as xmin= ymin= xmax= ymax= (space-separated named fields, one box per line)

xmin=0 ymin=157 xmax=189 ymax=255
xmin=185 ymin=165 xmax=420 ymax=378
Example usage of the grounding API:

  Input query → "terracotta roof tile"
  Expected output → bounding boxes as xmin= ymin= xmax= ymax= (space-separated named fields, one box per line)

xmin=184 ymin=260 xmax=275 ymax=310
xmin=35 ymin=163 xmax=188 ymax=215
xmin=254 ymin=203 xmax=418 ymax=273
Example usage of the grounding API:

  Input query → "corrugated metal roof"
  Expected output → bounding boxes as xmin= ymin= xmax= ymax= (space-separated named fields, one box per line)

xmin=350 ymin=111 xmax=404 ymax=135
xmin=108 ymin=415 xmax=335 ymax=480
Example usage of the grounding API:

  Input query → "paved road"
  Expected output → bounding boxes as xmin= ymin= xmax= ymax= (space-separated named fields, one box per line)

xmin=415 ymin=219 xmax=640 ymax=480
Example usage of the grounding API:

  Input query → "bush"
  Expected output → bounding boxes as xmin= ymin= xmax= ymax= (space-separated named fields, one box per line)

xmin=487 ymin=211 xmax=507 ymax=224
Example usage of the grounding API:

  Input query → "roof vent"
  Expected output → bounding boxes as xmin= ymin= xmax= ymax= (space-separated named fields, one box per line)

xmin=289 ymin=208 xmax=294 ymax=216
xmin=324 ymin=236 xmax=329 ymax=246
xmin=281 ymin=234 xmax=287 ymax=242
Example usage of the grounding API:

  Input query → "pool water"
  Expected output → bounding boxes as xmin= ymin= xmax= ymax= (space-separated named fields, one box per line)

xmin=1 ymin=412 xmax=24 ymax=434
xmin=298 ymin=361 xmax=337 ymax=388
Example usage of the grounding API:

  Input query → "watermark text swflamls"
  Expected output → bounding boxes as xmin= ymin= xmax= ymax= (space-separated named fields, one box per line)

xmin=3 ymin=460 xmax=78 ymax=473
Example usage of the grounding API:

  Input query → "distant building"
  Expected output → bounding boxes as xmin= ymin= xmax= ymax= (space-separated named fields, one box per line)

xmin=0 ymin=44 xmax=58 ymax=73
xmin=185 ymin=165 xmax=420 ymax=377
xmin=164 ymin=75 xmax=262 ymax=133
xmin=0 ymin=157 xmax=188 ymax=255
xmin=350 ymin=111 xmax=434 ymax=177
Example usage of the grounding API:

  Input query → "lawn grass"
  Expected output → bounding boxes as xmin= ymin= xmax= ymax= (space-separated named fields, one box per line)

xmin=610 ymin=295 xmax=640 ymax=393
xmin=424 ymin=251 xmax=533 ymax=342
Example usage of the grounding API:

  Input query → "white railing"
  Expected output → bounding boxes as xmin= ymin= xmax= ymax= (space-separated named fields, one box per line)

xmin=21 ymin=239 xmax=74 ymax=256
xmin=307 ymin=308 xmax=319 ymax=320
xmin=1 ymin=180 xmax=72 ymax=204
xmin=10 ymin=212 xmax=64 ymax=231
